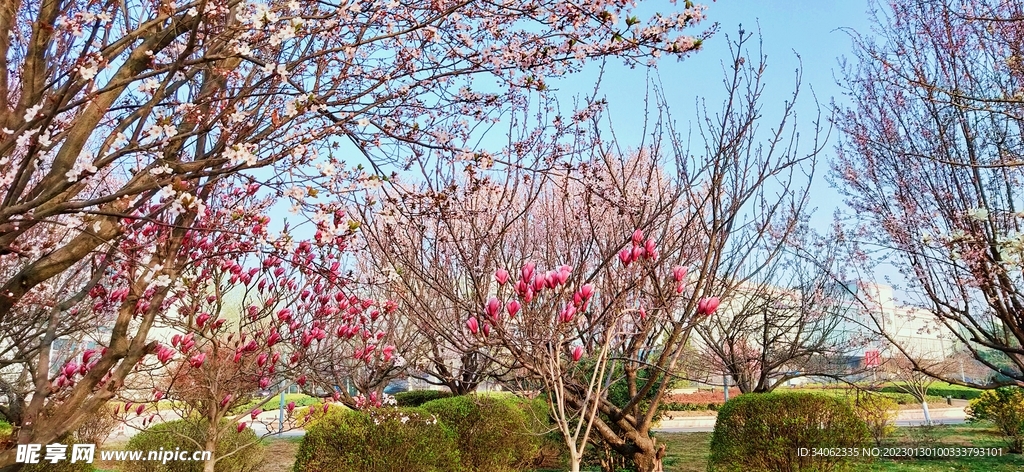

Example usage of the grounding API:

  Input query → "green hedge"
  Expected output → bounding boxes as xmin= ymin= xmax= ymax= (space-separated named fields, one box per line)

xmin=662 ymin=402 xmax=721 ymax=412
xmin=230 ymin=393 xmax=321 ymax=415
xmin=421 ymin=395 xmax=539 ymax=472
xmin=877 ymin=384 xmax=983 ymax=400
xmin=395 ymin=390 xmax=454 ymax=407
xmin=709 ymin=392 xmax=869 ymax=472
xmin=123 ymin=419 xmax=264 ymax=472
xmin=293 ymin=407 xmax=460 ymax=472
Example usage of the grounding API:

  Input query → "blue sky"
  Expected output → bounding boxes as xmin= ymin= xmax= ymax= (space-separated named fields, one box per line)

xmin=562 ymin=0 xmax=878 ymax=226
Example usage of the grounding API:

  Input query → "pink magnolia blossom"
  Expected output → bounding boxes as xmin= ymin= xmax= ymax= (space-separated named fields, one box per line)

xmin=495 ymin=269 xmax=510 ymax=285
xmin=251 ymin=409 xmax=262 ymax=420
xmin=571 ymin=345 xmax=584 ymax=362
xmin=632 ymin=229 xmax=645 ymax=245
xmin=188 ymin=352 xmax=206 ymax=368
xmin=579 ymin=284 xmax=595 ymax=299
xmin=485 ymin=297 xmax=501 ymax=321
xmin=466 ymin=317 xmax=480 ymax=334
xmin=237 ymin=422 xmax=246 ymax=433
xmin=287 ymin=401 xmax=296 ymax=413
xmin=697 ymin=297 xmax=721 ymax=316
xmin=506 ymin=300 xmax=521 ymax=318
xmin=521 ymin=261 xmax=536 ymax=282
xmin=618 ymin=248 xmax=633 ymax=266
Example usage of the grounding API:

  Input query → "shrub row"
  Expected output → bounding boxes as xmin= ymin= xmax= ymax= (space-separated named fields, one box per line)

xmin=877 ymin=384 xmax=983 ymax=400
xmin=294 ymin=394 xmax=548 ymax=472
xmin=662 ymin=402 xmax=721 ymax=411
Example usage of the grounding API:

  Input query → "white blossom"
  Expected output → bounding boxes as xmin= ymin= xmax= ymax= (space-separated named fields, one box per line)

xmin=967 ymin=208 xmax=989 ymax=221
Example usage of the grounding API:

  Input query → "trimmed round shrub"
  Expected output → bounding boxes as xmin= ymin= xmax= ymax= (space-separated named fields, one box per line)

xmin=123 ymin=419 xmax=264 ymax=472
xmin=395 ymin=389 xmax=453 ymax=407
xmin=421 ymin=395 xmax=539 ymax=472
xmin=293 ymin=407 xmax=460 ymax=472
xmin=709 ymin=392 xmax=869 ymax=472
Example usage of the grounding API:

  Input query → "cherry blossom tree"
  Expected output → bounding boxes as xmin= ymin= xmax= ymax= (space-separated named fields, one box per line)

xmin=0 ymin=0 xmax=714 ymax=467
xmin=834 ymin=0 xmax=1024 ymax=386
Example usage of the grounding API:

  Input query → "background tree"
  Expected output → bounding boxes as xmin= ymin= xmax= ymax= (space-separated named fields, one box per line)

xmin=834 ymin=0 xmax=1024 ymax=386
xmin=694 ymin=240 xmax=865 ymax=393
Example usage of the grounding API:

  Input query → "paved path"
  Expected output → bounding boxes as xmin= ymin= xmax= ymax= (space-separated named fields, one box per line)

xmin=654 ymin=406 xmax=967 ymax=433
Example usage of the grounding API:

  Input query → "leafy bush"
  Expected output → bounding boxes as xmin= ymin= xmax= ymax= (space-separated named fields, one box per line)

xmin=421 ymin=395 xmax=538 ymax=472
xmin=394 ymin=389 xmax=453 ymax=407
xmin=21 ymin=434 xmax=95 ymax=472
xmin=123 ymin=419 xmax=264 ymax=472
xmin=851 ymin=393 xmax=898 ymax=446
xmin=293 ymin=407 xmax=460 ymax=472
xmin=709 ymin=392 xmax=869 ymax=472
xmin=966 ymin=387 xmax=1024 ymax=453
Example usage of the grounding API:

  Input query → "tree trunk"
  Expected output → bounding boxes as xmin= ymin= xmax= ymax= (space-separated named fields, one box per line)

xmin=203 ymin=427 xmax=218 ymax=472
xmin=629 ymin=439 xmax=666 ymax=472
xmin=921 ymin=400 xmax=931 ymax=425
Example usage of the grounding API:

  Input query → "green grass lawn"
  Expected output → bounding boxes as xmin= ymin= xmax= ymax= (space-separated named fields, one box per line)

xmin=654 ymin=423 xmax=1021 ymax=472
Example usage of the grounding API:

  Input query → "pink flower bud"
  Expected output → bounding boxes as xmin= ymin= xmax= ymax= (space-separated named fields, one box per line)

xmin=251 ymin=409 xmax=262 ymax=420
xmin=466 ymin=317 xmax=479 ymax=335
xmin=136 ymin=404 xmax=145 ymax=416
xmin=485 ymin=297 xmax=501 ymax=321
xmin=257 ymin=353 xmax=268 ymax=368
xmin=482 ymin=323 xmax=491 ymax=337
xmin=672 ymin=266 xmax=688 ymax=282
xmin=189 ymin=352 xmax=206 ymax=368
xmin=237 ymin=422 xmax=246 ymax=433
xmin=287 ymin=401 xmax=296 ymax=413
xmin=632 ymin=229 xmax=644 ymax=245
xmin=506 ymin=300 xmax=521 ymax=318
xmin=618 ymin=248 xmax=633 ymax=266
xmin=697 ymin=296 xmax=721 ymax=316
xmin=571 ymin=345 xmax=584 ymax=362
xmin=521 ymin=262 xmax=536 ymax=282
xmin=196 ymin=312 xmax=211 ymax=328
xmin=579 ymin=284 xmax=595 ymax=299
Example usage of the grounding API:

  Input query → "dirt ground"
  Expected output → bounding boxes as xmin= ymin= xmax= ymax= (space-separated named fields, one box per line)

xmin=262 ymin=438 xmax=300 ymax=472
